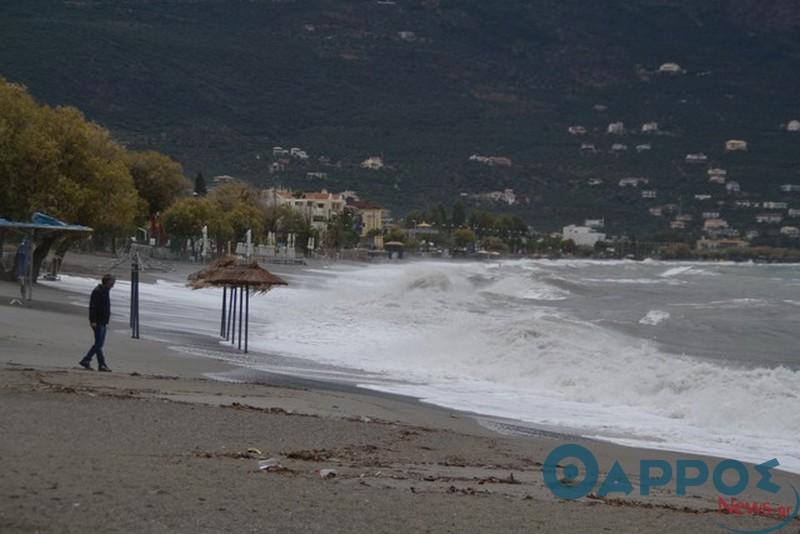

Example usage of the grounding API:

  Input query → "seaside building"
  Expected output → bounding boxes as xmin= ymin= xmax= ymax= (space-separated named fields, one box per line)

xmin=562 ymin=225 xmax=606 ymax=247
xmin=262 ymin=188 xmax=345 ymax=231
xmin=696 ymin=238 xmax=748 ymax=251
xmin=349 ymin=200 xmax=385 ymax=236
xmin=408 ymin=222 xmax=439 ymax=241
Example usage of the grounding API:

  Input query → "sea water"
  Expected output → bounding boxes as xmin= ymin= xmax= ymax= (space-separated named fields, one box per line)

xmin=47 ymin=259 xmax=800 ymax=473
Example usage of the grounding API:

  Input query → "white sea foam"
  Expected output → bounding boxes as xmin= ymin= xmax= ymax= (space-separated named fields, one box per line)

xmin=43 ymin=262 xmax=800 ymax=473
xmin=639 ymin=310 xmax=670 ymax=325
xmin=660 ymin=266 xmax=693 ymax=277
xmin=479 ymin=275 xmax=570 ymax=301
xmin=660 ymin=265 xmax=716 ymax=277
xmin=580 ymin=277 xmax=683 ymax=285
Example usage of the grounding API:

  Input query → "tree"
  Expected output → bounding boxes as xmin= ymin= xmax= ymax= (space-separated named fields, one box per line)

xmin=0 ymin=80 xmax=140 ymax=265
xmin=404 ymin=209 xmax=425 ymax=228
xmin=126 ymin=150 xmax=190 ymax=215
xmin=194 ymin=171 xmax=207 ymax=197
xmin=467 ymin=210 xmax=497 ymax=235
xmin=451 ymin=200 xmax=466 ymax=227
xmin=206 ymin=181 xmax=267 ymax=243
xmin=482 ymin=236 xmax=507 ymax=252
xmin=323 ymin=210 xmax=360 ymax=249
xmin=435 ymin=203 xmax=448 ymax=226
xmin=453 ymin=228 xmax=477 ymax=248
xmin=385 ymin=227 xmax=407 ymax=243
xmin=162 ymin=197 xmax=218 ymax=240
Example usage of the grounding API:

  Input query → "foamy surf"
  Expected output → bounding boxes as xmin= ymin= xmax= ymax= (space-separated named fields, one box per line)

xmin=639 ymin=310 xmax=670 ymax=325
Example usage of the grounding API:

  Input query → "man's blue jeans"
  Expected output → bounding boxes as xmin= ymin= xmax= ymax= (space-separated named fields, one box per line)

xmin=81 ymin=324 xmax=107 ymax=368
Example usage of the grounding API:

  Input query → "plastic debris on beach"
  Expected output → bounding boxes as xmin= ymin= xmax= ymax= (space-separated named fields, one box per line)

xmin=318 ymin=468 xmax=338 ymax=479
xmin=257 ymin=457 xmax=284 ymax=472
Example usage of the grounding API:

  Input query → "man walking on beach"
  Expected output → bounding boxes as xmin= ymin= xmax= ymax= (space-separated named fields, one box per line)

xmin=79 ymin=274 xmax=115 ymax=372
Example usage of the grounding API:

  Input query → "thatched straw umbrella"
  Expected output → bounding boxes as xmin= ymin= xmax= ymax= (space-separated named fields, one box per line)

xmin=188 ymin=257 xmax=287 ymax=353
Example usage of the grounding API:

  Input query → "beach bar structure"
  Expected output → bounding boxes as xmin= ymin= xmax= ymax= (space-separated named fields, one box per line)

xmin=0 ymin=212 xmax=92 ymax=305
xmin=189 ymin=257 xmax=287 ymax=353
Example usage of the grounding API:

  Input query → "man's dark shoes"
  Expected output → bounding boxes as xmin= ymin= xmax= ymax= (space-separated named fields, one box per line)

xmin=98 ymin=365 xmax=112 ymax=372
xmin=78 ymin=360 xmax=93 ymax=371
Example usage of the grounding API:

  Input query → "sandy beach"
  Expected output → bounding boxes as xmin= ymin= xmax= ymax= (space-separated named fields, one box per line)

xmin=1 ymin=255 xmax=798 ymax=533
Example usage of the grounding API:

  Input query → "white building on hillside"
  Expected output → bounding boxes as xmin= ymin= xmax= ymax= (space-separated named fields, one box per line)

xmin=361 ymin=156 xmax=384 ymax=170
xmin=685 ymin=153 xmax=708 ymax=164
xmin=658 ymin=62 xmax=683 ymax=74
xmin=725 ymin=139 xmax=748 ymax=152
xmin=726 ymin=181 xmax=741 ymax=193
xmin=641 ymin=122 xmax=659 ymax=133
xmin=607 ymin=122 xmax=625 ymax=135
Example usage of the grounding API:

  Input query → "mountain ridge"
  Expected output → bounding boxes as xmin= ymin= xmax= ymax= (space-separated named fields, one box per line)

xmin=2 ymin=0 xmax=799 ymax=234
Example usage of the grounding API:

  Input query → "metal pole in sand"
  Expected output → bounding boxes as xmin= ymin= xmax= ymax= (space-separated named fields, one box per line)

xmin=226 ymin=286 xmax=234 ymax=340
xmin=238 ymin=284 xmax=244 ymax=350
xmin=130 ymin=263 xmax=135 ymax=329
xmin=221 ymin=286 xmax=227 ymax=338
xmin=244 ymin=287 xmax=249 ymax=353
xmin=24 ymin=232 xmax=34 ymax=305
xmin=230 ymin=286 xmax=237 ymax=345
xmin=131 ymin=258 xmax=140 ymax=339
xmin=134 ymin=263 xmax=140 ymax=339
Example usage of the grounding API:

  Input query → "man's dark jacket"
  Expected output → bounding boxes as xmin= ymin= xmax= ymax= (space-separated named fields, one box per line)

xmin=89 ymin=284 xmax=111 ymax=325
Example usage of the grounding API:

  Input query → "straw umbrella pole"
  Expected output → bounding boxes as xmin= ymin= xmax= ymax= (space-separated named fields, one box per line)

xmin=188 ymin=259 xmax=287 ymax=353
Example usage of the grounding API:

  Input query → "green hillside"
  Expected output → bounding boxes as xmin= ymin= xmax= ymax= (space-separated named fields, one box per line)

xmin=2 ymin=0 xmax=799 ymax=233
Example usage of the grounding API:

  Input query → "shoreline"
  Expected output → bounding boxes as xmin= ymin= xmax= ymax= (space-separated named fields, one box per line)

xmin=11 ymin=254 xmax=800 ymax=466
xmin=1 ymin=256 xmax=799 ymax=532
